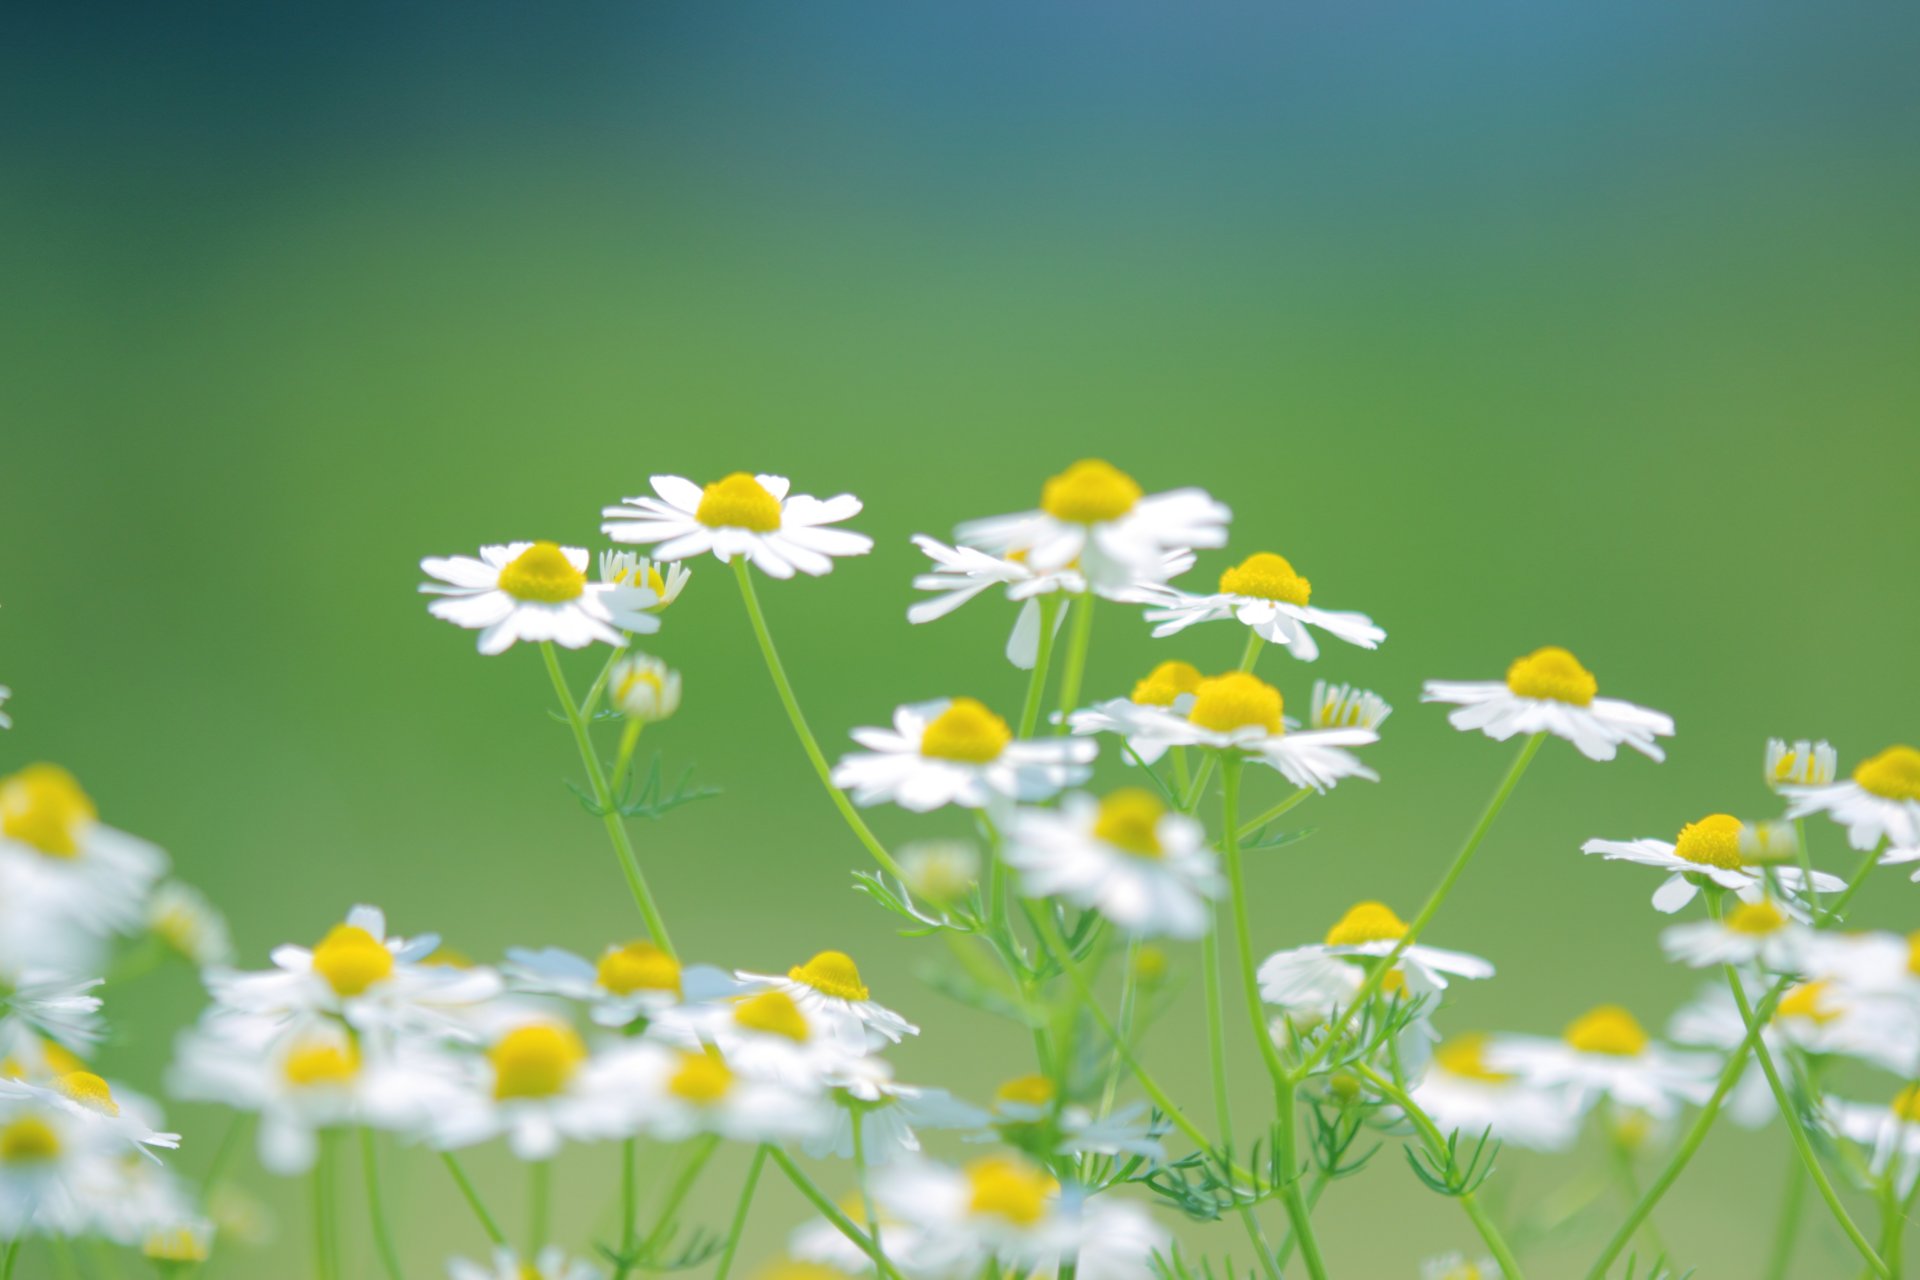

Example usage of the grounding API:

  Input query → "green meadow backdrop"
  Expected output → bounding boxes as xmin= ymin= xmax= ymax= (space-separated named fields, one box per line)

xmin=4 ymin=1 xmax=1917 ymax=1273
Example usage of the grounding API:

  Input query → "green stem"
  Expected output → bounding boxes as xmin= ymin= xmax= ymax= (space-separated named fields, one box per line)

xmin=359 ymin=1129 xmax=407 ymax=1280
xmin=441 ymin=1152 xmax=506 ymax=1247
xmin=620 ymin=1137 xmax=638 ymax=1262
xmin=732 ymin=560 xmax=906 ymax=880
xmin=1200 ymin=913 xmax=1235 ymax=1147
xmin=851 ymin=1112 xmax=883 ymax=1257
xmin=541 ymin=642 xmax=676 ymax=956
xmin=1176 ymin=637 xmax=1266 ymax=813
xmin=1 ymin=1240 xmax=19 ymax=1280
xmin=633 ymin=1136 xmax=721 ymax=1271
xmin=1765 ymin=1157 xmax=1807 ymax=1280
xmin=713 ymin=1146 xmax=769 ymax=1280
xmin=1229 ymin=788 xmax=1313 ymax=848
xmin=1820 ymin=840 xmax=1888 ymax=927
xmin=612 ymin=719 xmax=644 ymax=788
xmin=1238 ymin=628 xmax=1266 ymax=672
xmin=1100 ymin=938 xmax=1141 ymax=1119
xmin=768 ymin=1148 xmax=905 ymax=1280
xmin=1602 ymin=1110 xmax=1666 ymax=1262
xmin=1018 ymin=595 xmax=1064 ymax=739
xmin=529 ymin=1159 xmax=551 ymax=1254
xmin=198 ymin=1111 xmax=252 ymax=1208
xmin=1053 ymin=591 xmax=1096 ymax=733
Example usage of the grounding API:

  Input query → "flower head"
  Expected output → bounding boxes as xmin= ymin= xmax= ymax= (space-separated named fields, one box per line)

xmin=1423 ymin=647 xmax=1674 ymax=761
xmin=832 ymin=699 xmax=1095 ymax=812
xmin=420 ymin=542 xmax=660 ymax=654
xmin=1126 ymin=551 xmax=1385 ymax=661
xmin=602 ymin=474 xmax=872 ymax=578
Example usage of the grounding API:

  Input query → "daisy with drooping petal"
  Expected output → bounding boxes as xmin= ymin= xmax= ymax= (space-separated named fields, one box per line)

xmin=598 ymin=549 xmax=691 ymax=611
xmin=1660 ymin=896 xmax=1813 ymax=971
xmin=954 ymin=459 xmax=1230 ymax=593
xmin=1003 ymin=790 xmax=1223 ymax=939
xmin=601 ymin=473 xmax=872 ymax=579
xmin=0 ymin=763 xmax=167 ymax=954
xmin=1423 ymin=647 xmax=1674 ymax=762
xmin=1822 ymin=1086 xmax=1920 ymax=1196
xmin=503 ymin=941 xmax=731 ymax=1029
xmin=1126 ymin=551 xmax=1385 ymax=662
xmin=1489 ymin=1005 xmax=1714 ymax=1121
xmin=0 ymin=1072 xmax=179 ymax=1163
xmin=1258 ymin=902 xmax=1494 ymax=1016
xmin=1580 ymin=814 xmax=1844 ymax=914
xmin=1065 ymin=661 xmax=1211 ymax=764
xmin=449 ymin=1246 xmax=604 ymax=1280
xmin=735 ymin=951 xmax=918 ymax=1052
xmin=1783 ymin=745 xmax=1920 ymax=852
xmin=802 ymin=1055 xmax=987 ymax=1165
xmin=831 ymin=698 xmax=1095 ymax=813
xmin=1767 ymin=738 xmax=1837 ymax=790
xmin=419 ymin=542 xmax=660 ymax=655
xmin=1409 ymin=1034 xmax=1580 ymax=1152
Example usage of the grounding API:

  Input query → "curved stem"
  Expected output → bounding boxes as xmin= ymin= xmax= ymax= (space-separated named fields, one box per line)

xmin=851 ymin=1112 xmax=883 ymax=1257
xmin=1602 ymin=1108 xmax=1666 ymax=1261
xmin=1053 ymin=591 xmax=1096 ymax=733
xmin=541 ymin=643 xmax=676 ymax=956
xmin=2 ymin=1239 xmax=19 ymax=1280
xmin=1820 ymin=839 xmax=1888 ymax=926
xmin=440 ymin=1152 xmax=506 ymax=1247
xmin=1018 ymin=595 xmax=1064 ymax=739
xmin=634 ymin=1135 xmax=720 ymax=1270
xmin=620 ymin=1137 xmax=638 ymax=1263
xmin=769 ymin=1148 xmax=905 ymax=1280
xmin=1200 ymin=915 xmax=1235 ymax=1145
xmin=731 ymin=560 xmax=905 ymax=880
xmin=359 ymin=1129 xmax=407 ymax=1280
xmin=713 ymin=1146 xmax=768 ymax=1280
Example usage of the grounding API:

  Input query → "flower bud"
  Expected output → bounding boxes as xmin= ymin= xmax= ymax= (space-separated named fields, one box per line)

xmin=609 ymin=654 xmax=681 ymax=723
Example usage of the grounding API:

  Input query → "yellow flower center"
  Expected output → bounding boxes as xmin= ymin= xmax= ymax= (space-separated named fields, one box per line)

xmin=142 ymin=1227 xmax=210 ymax=1263
xmin=787 ymin=950 xmax=870 ymax=1002
xmin=694 ymin=473 xmax=783 ymax=532
xmin=1504 ymin=647 xmax=1598 ymax=706
xmin=965 ymin=1156 xmax=1053 ymax=1225
xmin=1907 ymin=930 xmax=1920 ymax=978
xmin=283 ymin=1040 xmax=361 ymax=1088
xmin=1672 ymin=814 xmax=1745 ymax=870
xmin=490 ymin=1024 xmax=587 ymax=1101
xmin=919 ymin=698 xmax=1012 ymax=764
xmin=1187 ymin=672 xmax=1284 ymax=735
xmin=0 ymin=1116 xmax=61 ymax=1164
xmin=733 ymin=991 xmax=810 ymax=1042
xmin=1131 ymin=945 xmax=1169 ymax=984
xmin=55 ymin=1071 xmax=118 ymax=1116
xmin=597 ymin=941 xmax=682 ymax=997
xmin=994 ymin=1075 xmax=1057 ymax=1107
xmin=44 ymin=1044 xmax=84 ymax=1076
xmin=311 ymin=924 xmax=395 ymax=997
xmin=1324 ymin=901 xmax=1409 ymax=948
xmin=1777 ymin=981 xmax=1840 ymax=1025
xmin=496 ymin=541 xmax=586 ymax=604
xmin=1132 ymin=660 xmax=1204 ymax=707
xmin=756 ymin=1263 xmax=859 ymax=1280
xmin=1039 ymin=459 xmax=1142 ymax=524
xmin=1564 ymin=1005 xmax=1648 ymax=1057
xmin=0 ymin=763 xmax=97 ymax=859
xmin=1434 ymin=1034 xmax=1512 ymax=1084
xmin=1895 ymin=1084 xmax=1920 ymax=1125
xmin=667 ymin=1050 xmax=734 ymax=1105
xmin=1724 ymin=899 xmax=1788 ymax=935
xmin=1436 ymin=1262 xmax=1487 ymax=1280
xmin=1218 ymin=552 xmax=1312 ymax=606
xmin=1093 ymin=789 xmax=1166 ymax=858
xmin=1854 ymin=746 xmax=1920 ymax=802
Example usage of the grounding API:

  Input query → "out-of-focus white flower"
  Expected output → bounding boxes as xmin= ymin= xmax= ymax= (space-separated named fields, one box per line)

xmin=429 ymin=1019 xmax=639 ymax=1161
xmin=1823 ymin=1087 xmax=1920 ymax=1196
xmin=1422 ymin=1254 xmax=1501 ymax=1280
xmin=832 ymin=699 xmax=1094 ymax=813
xmin=803 ymin=1055 xmax=987 ymax=1165
xmin=1580 ymin=814 xmax=1842 ymax=914
xmin=0 ymin=1072 xmax=179 ymax=1162
xmin=954 ymin=459 xmax=1229 ymax=594
xmin=1065 ymin=661 xmax=1211 ymax=764
xmin=1409 ymin=1034 xmax=1579 ymax=1152
xmin=608 ymin=654 xmax=682 ymax=723
xmin=603 ymin=1042 xmax=829 ymax=1145
xmin=598 ymin=550 xmax=690 ymax=611
xmin=1422 ymin=647 xmax=1674 ymax=762
xmin=1258 ymin=903 xmax=1493 ymax=1016
xmin=897 ymin=841 xmax=980 ymax=906
xmin=1784 ymin=745 xmax=1920 ymax=852
xmin=602 ymin=474 xmax=872 ymax=579
xmin=0 ymin=973 xmax=103 ymax=1054
xmin=735 ymin=952 xmax=918 ymax=1052
xmin=1767 ymin=738 xmax=1837 ymax=790
xmin=1661 ymin=897 xmax=1813 ymax=971
xmin=1004 ymin=790 xmax=1223 ymax=939
xmin=0 ymin=1089 xmax=123 ymax=1238
xmin=979 ymin=1075 xmax=1165 ymax=1162
xmin=420 ymin=542 xmax=660 ymax=655
xmin=449 ymin=1245 xmax=604 ymax=1280
xmin=148 ymin=882 xmax=234 ymax=968
xmin=141 ymin=1217 xmax=216 ymax=1266
xmin=1490 ymin=1006 xmax=1714 ymax=1121
xmin=1125 ymin=551 xmax=1385 ymax=662
xmin=0 ymin=764 xmax=166 ymax=957
xmin=504 ymin=942 xmax=733 ymax=1030
xmin=646 ymin=990 xmax=856 ymax=1091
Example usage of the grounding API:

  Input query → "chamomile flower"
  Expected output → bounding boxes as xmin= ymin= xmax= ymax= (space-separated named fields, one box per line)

xmin=0 ymin=973 xmax=103 ymax=1053
xmin=609 ymin=1043 xmax=829 ymax=1145
xmin=607 ymin=654 xmax=682 ymax=723
xmin=1423 ymin=1255 xmax=1501 ymax=1280
xmin=504 ymin=941 xmax=732 ymax=1029
xmin=736 ymin=952 xmax=918 ymax=1052
xmin=1257 ymin=902 xmax=1493 ymax=1015
xmin=954 ymin=459 xmax=1230 ymax=593
xmin=1065 ymin=661 xmax=1210 ymax=763
xmin=1783 ymin=745 xmax=1920 ymax=852
xmin=0 ymin=764 xmax=166 ymax=949
xmin=432 ymin=1020 xmax=634 ymax=1160
xmin=0 ymin=1091 xmax=116 ymax=1237
xmin=1580 ymin=814 xmax=1844 ymax=913
xmin=449 ymin=1246 xmax=603 ymax=1280
xmin=646 ymin=989 xmax=855 ymax=1091
xmin=601 ymin=473 xmax=872 ymax=578
xmin=1660 ymin=897 xmax=1813 ymax=971
xmin=0 ymin=1072 xmax=179 ymax=1161
xmin=831 ymin=698 xmax=1095 ymax=813
xmin=1003 ymin=790 xmax=1223 ymax=939
xmin=1310 ymin=680 xmax=1392 ymax=731
xmin=1489 ymin=1006 xmax=1713 ymax=1120
xmin=897 ymin=840 xmax=981 ymax=906
xmin=1823 ymin=1086 xmax=1920 ymax=1196
xmin=1766 ymin=738 xmax=1837 ymax=790
xmin=1806 ymin=930 xmax=1920 ymax=1009
xmin=598 ymin=550 xmax=691 ymax=609
xmin=147 ymin=882 xmax=234 ymax=968
xmin=419 ymin=542 xmax=661 ymax=654
xmin=1127 ymin=551 xmax=1385 ymax=662
xmin=804 ymin=1055 xmax=987 ymax=1165
xmin=792 ymin=1209 xmax=929 ymax=1275
xmin=140 ymin=1217 xmax=215 ymax=1266
xmin=1409 ymin=1034 xmax=1579 ymax=1152
xmin=1422 ymin=647 xmax=1675 ymax=762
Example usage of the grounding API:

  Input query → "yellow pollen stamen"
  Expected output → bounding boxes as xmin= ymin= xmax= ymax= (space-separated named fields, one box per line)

xmin=597 ymin=941 xmax=682 ymax=997
xmin=283 ymin=1040 xmax=361 ymax=1088
xmin=0 ymin=1116 xmax=61 ymax=1164
xmin=788 ymin=950 xmax=870 ymax=1002
xmin=1039 ymin=459 xmax=1142 ymax=524
xmin=1218 ymin=552 xmax=1312 ymax=606
xmin=495 ymin=541 xmax=586 ymax=604
xmin=0 ymin=764 xmax=98 ymax=859
xmin=1187 ymin=672 xmax=1284 ymax=735
xmin=1131 ymin=660 xmax=1204 ymax=707
xmin=919 ymin=698 xmax=1012 ymax=764
xmin=694 ymin=473 xmax=783 ymax=532
xmin=1504 ymin=646 xmax=1598 ymax=706
xmin=490 ymin=1024 xmax=586 ymax=1100
xmin=668 ymin=1050 xmax=734 ymax=1105
xmin=1435 ymin=1034 xmax=1512 ymax=1084
xmin=1854 ymin=746 xmax=1920 ymax=802
xmin=733 ymin=991 xmax=810 ymax=1042
xmin=1895 ymin=1084 xmax=1920 ymax=1124
xmin=43 ymin=1044 xmax=84 ymax=1076
xmin=1093 ymin=789 xmax=1166 ymax=858
xmin=1778 ymin=981 xmax=1840 ymax=1025
xmin=965 ymin=1156 xmax=1053 ymax=1225
xmin=310 ymin=923 xmax=396 ymax=997
xmin=1324 ymin=901 xmax=1409 ymax=948
xmin=1565 ymin=1005 xmax=1649 ymax=1057
xmin=1725 ymin=900 xmax=1788 ymax=935
xmin=1672 ymin=814 xmax=1746 ymax=871
xmin=994 ymin=1075 xmax=1056 ymax=1107
xmin=55 ymin=1071 xmax=118 ymax=1116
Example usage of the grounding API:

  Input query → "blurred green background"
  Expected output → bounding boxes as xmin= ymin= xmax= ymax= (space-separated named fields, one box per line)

xmin=3 ymin=1 xmax=1918 ymax=1274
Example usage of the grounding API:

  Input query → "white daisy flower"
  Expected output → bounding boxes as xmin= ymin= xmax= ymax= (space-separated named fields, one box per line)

xmin=0 ymin=1089 xmax=124 ymax=1238
xmin=0 ymin=973 xmax=103 ymax=1054
xmin=1126 ymin=551 xmax=1385 ymax=661
xmin=1079 ymin=672 xmax=1378 ymax=792
xmin=206 ymin=905 xmax=503 ymax=1046
xmin=953 ymin=459 xmax=1230 ymax=594
xmin=0 ymin=763 xmax=167 ymax=952
xmin=600 ymin=473 xmax=872 ymax=579
xmin=419 ymin=541 xmax=660 ymax=655
xmin=450 ymin=1245 xmax=603 ymax=1280
xmin=1409 ymin=1034 xmax=1579 ymax=1152
xmin=831 ymin=698 xmax=1095 ymax=813
xmin=897 ymin=840 xmax=981 ymax=907
xmin=1422 ymin=646 xmax=1675 ymax=762
xmin=646 ymin=989 xmax=857 ymax=1091
xmin=139 ymin=1216 xmax=215 ymax=1266
xmin=980 ymin=1075 xmax=1165 ymax=1161
xmin=1489 ymin=1006 xmax=1714 ymax=1120
xmin=1064 ymin=660 xmax=1210 ymax=764
xmin=1783 ymin=745 xmax=1920 ymax=852
xmin=504 ymin=941 xmax=733 ymax=1029
xmin=1257 ymin=902 xmax=1493 ymax=1016
xmin=605 ymin=1042 xmax=829 ymax=1145
xmin=430 ymin=1019 xmax=638 ymax=1160
xmin=1309 ymin=680 xmax=1392 ymax=732
xmin=1003 ymin=790 xmax=1223 ymax=939
xmin=803 ymin=1055 xmax=987 ymax=1165
xmin=70 ymin=1121 xmax=196 ymax=1247
xmin=607 ymin=653 xmax=682 ymax=723
xmin=597 ymin=549 xmax=691 ymax=609
xmin=147 ymin=881 xmax=234 ymax=968
xmin=1767 ymin=738 xmax=1837 ymax=790
xmin=1661 ymin=896 xmax=1813 ymax=971
xmin=1823 ymin=1088 xmax=1920 ymax=1196
xmin=1580 ymin=814 xmax=1844 ymax=914
xmin=1422 ymin=1254 xmax=1501 ymax=1280
xmin=1805 ymin=930 xmax=1920 ymax=1017
xmin=735 ymin=951 xmax=918 ymax=1052
xmin=0 ymin=1072 xmax=179 ymax=1163
xmin=791 ymin=1205 xmax=930 ymax=1275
